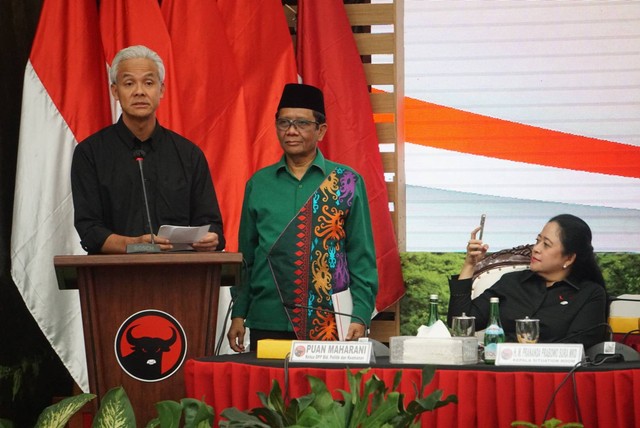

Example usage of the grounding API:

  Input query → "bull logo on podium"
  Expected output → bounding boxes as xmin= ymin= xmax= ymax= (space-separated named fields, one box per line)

xmin=115 ymin=310 xmax=187 ymax=382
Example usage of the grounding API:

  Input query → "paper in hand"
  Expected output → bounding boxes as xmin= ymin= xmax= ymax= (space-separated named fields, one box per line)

xmin=157 ymin=225 xmax=209 ymax=250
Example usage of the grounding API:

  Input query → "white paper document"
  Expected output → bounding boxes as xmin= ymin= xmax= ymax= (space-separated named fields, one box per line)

xmin=331 ymin=288 xmax=353 ymax=341
xmin=157 ymin=225 xmax=209 ymax=251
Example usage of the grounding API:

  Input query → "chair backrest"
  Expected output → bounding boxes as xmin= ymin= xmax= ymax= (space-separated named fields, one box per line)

xmin=608 ymin=294 xmax=640 ymax=334
xmin=609 ymin=295 xmax=640 ymax=317
xmin=471 ymin=244 xmax=532 ymax=300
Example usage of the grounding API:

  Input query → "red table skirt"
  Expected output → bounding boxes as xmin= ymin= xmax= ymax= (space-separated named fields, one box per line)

xmin=185 ymin=359 xmax=640 ymax=427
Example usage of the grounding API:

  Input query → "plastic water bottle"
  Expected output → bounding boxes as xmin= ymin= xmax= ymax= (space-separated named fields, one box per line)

xmin=427 ymin=294 xmax=439 ymax=326
xmin=483 ymin=297 xmax=505 ymax=364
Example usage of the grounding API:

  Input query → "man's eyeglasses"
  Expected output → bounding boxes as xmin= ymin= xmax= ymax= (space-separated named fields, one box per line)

xmin=275 ymin=118 xmax=320 ymax=131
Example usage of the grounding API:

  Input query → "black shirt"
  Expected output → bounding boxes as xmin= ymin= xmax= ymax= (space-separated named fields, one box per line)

xmin=448 ymin=270 xmax=607 ymax=349
xmin=71 ymin=117 xmax=225 ymax=253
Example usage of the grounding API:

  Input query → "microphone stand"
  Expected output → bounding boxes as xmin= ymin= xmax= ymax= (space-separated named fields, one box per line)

xmin=284 ymin=302 xmax=368 ymax=337
xmin=126 ymin=150 xmax=160 ymax=254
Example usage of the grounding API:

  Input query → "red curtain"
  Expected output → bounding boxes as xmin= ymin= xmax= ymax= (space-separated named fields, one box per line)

xmin=186 ymin=359 xmax=640 ymax=427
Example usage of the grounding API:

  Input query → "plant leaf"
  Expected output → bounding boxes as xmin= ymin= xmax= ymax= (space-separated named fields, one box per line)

xmin=219 ymin=407 xmax=271 ymax=428
xmin=348 ymin=373 xmax=387 ymax=428
xmin=152 ymin=400 xmax=182 ymax=427
xmin=33 ymin=393 xmax=96 ymax=428
xmin=392 ymin=370 xmax=402 ymax=393
xmin=419 ymin=366 xmax=436 ymax=398
xmin=406 ymin=389 xmax=458 ymax=416
xmin=345 ymin=368 xmax=368 ymax=406
xmin=181 ymin=398 xmax=214 ymax=428
xmin=360 ymin=392 xmax=402 ymax=428
xmin=511 ymin=422 xmax=539 ymax=428
xmin=307 ymin=375 xmax=335 ymax=414
xmin=143 ymin=419 xmax=160 ymax=428
xmin=365 ymin=375 xmax=388 ymax=413
xmin=267 ymin=379 xmax=287 ymax=415
xmin=294 ymin=406 xmax=325 ymax=427
xmin=91 ymin=386 xmax=136 ymax=428
xmin=336 ymin=390 xmax=354 ymax=427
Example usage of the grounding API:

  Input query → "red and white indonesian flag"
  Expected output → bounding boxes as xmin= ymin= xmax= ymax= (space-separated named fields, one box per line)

xmin=11 ymin=0 xmax=111 ymax=392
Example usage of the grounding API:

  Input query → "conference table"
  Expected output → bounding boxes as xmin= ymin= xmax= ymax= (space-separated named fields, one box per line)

xmin=185 ymin=352 xmax=640 ymax=427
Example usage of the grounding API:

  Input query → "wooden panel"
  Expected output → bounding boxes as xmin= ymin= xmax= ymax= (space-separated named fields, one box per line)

xmin=345 ymin=3 xmax=395 ymax=26
xmin=370 ymin=92 xmax=396 ymax=113
xmin=363 ymin=63 xmax=395 ymax=85
xmin=369 ymin=302 xmax=401 ymax=344
xmin=385 ymin=182 xmax=396 ymax=203
xmin=354 ymin=33 xmax=395 ymax=55
xmin=381 ymin=152 xmax=397 ymax=173
xmin=285 ymin=4 xmax=396 ymax=28
xmin=375 ymin=122 xmax=396 ymax=145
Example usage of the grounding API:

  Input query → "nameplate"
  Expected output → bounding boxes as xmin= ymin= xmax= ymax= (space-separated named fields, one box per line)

xmin=495 ymin=343 xmax=584 ymax=367
xmin=289 ymin=340 xmax=372 ymax=364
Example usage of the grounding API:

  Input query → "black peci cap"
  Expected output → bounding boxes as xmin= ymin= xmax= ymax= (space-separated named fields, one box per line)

xmin=277 ymin=83 xmax=325 ymax=116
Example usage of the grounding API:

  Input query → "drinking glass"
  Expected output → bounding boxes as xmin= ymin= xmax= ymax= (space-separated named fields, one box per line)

xmin=516 ymin=317 xmax=540 ymax=343
xmin=451 ymin=313 xmax=476 ymax=337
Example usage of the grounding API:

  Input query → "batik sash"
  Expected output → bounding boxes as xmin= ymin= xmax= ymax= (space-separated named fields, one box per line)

xmin=267 ymin=167 xmax=358 ymax=340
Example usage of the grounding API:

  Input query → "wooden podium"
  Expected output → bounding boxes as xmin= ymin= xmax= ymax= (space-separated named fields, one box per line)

xmin=54 ymin=252 xmax=242 ymax=423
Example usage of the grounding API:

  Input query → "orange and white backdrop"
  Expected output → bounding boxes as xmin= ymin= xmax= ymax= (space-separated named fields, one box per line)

xmin=401 ymin=1 xmax=640 ymax=252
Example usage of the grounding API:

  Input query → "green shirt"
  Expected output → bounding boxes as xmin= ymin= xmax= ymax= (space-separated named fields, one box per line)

xmin=232 ymin=150 xmax=378 ymax=331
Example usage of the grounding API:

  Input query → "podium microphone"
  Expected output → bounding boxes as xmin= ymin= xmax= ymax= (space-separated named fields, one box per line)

xmin=126 ymin=149 xmax=160 ymax=254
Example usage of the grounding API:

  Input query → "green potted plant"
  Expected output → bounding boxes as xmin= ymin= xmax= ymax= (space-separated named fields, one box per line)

xmin=220 ymin=365 xmax=457 ymax=427
xmin=23 ymin=386 xmax=214 ymax=428
xmin=15 ymin=365 xmax=455 ymax=428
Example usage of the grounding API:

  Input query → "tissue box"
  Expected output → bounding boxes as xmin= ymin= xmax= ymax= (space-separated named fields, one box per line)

xmin=390 ymin=336 xmax=478 ymax=365
xmin=256 ymin=339 xmax=293 ymax=359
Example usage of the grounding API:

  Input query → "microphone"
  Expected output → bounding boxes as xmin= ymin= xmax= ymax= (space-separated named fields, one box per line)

xmin=554 ymin=322 xmax=640 ymax=363
xmin=586 ymin=341 xmax=640 ymax=364
xmin=552 ymin=322 xmax=613 ymax=344
xmin=126 ymin=149 xmax=160 ymax=254
xmin=283 ymin=302 xmax=390 ymax=357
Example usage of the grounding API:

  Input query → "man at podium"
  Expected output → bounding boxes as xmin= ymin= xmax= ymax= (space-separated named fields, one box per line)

xmin=227 ymin=83 xmax=378 ymax=352
xmin=71 ymin=45 xmax=225 ymax=254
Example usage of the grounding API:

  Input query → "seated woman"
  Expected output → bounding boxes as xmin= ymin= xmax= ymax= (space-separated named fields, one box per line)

xmin=447 ymin=214 xmax=608 ymax=349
